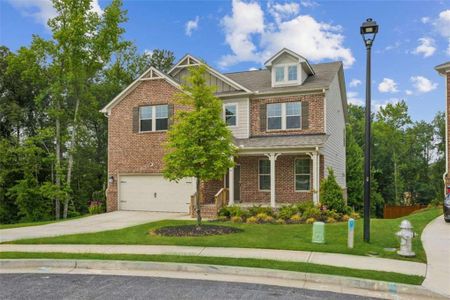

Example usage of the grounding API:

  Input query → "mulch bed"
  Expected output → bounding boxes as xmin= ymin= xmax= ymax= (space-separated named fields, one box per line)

xmin=152 ymin=225 xmax=243 ymax=237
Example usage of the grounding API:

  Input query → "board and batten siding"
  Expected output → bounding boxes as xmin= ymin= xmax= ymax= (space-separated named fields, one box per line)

xmin=323 ymin=74 xmax=347 ymax=189
xmin=222 ymin=98 xmax=250 ymax=139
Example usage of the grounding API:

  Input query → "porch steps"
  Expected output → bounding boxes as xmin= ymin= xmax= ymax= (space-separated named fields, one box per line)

xmin=189 ymin=204 xmax=218 ymax=219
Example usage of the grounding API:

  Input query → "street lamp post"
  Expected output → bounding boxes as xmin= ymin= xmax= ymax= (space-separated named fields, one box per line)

xmin=360 ymin=18 xmax=378 ymax=243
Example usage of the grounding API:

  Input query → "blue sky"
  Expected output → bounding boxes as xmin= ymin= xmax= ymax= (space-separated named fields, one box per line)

xmin=1 ymin=0 xmax=449 ymax=122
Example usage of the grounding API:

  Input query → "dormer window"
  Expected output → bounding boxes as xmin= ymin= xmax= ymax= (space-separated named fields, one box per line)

xmin=275 ymin=66 xmax=284 ymax=82
xmin=272 ymin=64 xmax=298 ymax=86
xmin=288 ymin=65 xmax=297 ymax=81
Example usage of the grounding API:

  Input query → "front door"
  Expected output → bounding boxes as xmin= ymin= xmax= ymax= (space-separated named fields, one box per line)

xmin=234 ymin=165 xmax=240 ymax=202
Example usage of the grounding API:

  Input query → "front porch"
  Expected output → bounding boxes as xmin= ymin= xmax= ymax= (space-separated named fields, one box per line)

xmin=193 ymin=147 xmax=325 ymax=218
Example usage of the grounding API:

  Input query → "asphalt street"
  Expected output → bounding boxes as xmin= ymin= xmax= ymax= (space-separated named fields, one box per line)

xmin=0 ymin=273 xmax=380 ymax=300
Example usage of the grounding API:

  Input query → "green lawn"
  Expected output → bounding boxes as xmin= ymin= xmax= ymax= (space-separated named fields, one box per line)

xmin=8 ymin=208 xmax=441 ymax=263
xmin=0 ymin=215 xmax=88 ymax=230
xmin=0 ymin=252 xmax=424 ymax=285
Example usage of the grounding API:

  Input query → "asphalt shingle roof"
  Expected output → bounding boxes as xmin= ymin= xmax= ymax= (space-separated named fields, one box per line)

xmin=234 ymin=134 xmax=328 ymax=149
xmin=224 ymin=61 xmax=342 ymax=94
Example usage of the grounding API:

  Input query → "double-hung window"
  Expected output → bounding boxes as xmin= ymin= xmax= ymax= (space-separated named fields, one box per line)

xmin=295 ymin=158 xmax=311 ymax=191
xmin=259 ymin=160 xmax=271 ymax=191
xmin=139 ymin=104 xmax=168 ymax=132
xmin=275 ymin=66 xmax=285 ymax=82
xmin=274 ymin=64 xmax=298 ymax=84
xmin=267 ymin=102 xmax=301 ymax=130
xmin=224 ymin=103 xmax=237 ymax=126
xmin=288 ymin=65 xmax=297 ymax=81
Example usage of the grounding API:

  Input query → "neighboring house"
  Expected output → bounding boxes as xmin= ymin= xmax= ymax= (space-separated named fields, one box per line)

xmin=435 ymin=62 xmax=450 ymax=194
xmin=101 ymin=48 xmax=348 ymax=215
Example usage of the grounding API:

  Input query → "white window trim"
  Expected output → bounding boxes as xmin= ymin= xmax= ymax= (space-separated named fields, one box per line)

xmin=294 ymin=158 xmax=312 ymax=192
xmin=223 ymin=103 xmax=238 ymax=127
xmin=272 ymin=63 xmax=300 ymax=86
xmin=267 ymin=102 xmax=302 ymax=131
xmin=139 ymin=105 xmax=169 ymax=133
xmin=258 ymin=159 xmax=271 ymax=192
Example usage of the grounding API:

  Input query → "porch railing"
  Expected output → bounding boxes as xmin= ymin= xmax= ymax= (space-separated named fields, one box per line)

xmin=214 ymin=188 xmax=229 ymax=211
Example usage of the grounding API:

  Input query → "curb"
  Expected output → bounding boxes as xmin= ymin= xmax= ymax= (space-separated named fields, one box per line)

xmin=0 ymin=259 xmax=446 ymax=300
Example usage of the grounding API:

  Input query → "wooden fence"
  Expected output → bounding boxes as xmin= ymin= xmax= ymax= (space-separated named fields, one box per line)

xmin=383 ymin=205 xmax=427 ymax=219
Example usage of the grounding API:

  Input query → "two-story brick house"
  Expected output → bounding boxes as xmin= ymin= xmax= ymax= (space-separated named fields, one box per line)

xmin=101 ymin=48 xmax=348 ymax=214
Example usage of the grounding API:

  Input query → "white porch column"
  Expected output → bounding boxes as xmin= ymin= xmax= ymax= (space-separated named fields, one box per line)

xmin=228 ymin=166 xmax=235 ymax=206
xmin=265 ymin=153 xmax=280 ymax=208
xmin=310 ymin=150 xmax=320 ymax=206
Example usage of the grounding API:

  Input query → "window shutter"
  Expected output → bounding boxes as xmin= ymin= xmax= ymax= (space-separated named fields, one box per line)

xmin=260 ymin=103 xmax=266 ymax=131
xmin=168 ymin=104 xmax=175 ymax=128
xmin=301 ymin=101 xmax=309 ymax=129
xmin=132 ymin=107 xmax=139 ymax=133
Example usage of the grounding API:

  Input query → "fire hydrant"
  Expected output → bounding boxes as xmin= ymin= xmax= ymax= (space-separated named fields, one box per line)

xmin=396 ymin=220 xmax=416 ymax=257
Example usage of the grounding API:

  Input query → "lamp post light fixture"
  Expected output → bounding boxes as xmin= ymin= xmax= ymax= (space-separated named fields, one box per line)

xmin=360 ymin=18 xmax=379 ymax=243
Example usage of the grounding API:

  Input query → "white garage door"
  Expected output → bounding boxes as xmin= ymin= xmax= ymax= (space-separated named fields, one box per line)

xmin=119 ymin=175 xmax=193 ymax=213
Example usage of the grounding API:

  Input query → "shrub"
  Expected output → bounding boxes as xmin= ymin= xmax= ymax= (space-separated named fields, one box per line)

xmin=218 ymin=205 xmax=249 ymax=219
xmin=350 ymin=211 xmax=360 ymax=219
xmin=326 ymin=217 xmax=336 ymax=223
xmin=342 ymin=214 xmax=350 ymax=222
xmin=248 ymin=205 xmax=274 ymax=217
xmin=246 ymin=216 xmax=257 ymax=224
xmin=255 ymin=213 xmax=274 ymax=223
xmin=295 ymin=202 xmax=314 ymax=214
xmin=231 ymin=216 xmax=243 ymax=223
xmin=289 ymin=214 xmax=302 ymax=223
xmin=88 ymin=201 xmax=104 ymax=215
xmin=320 ymin=168 xmax=347 ymax=214
xmin=216 ymin=216 xmax=228 ymax=222
xmin=306 ymin=217 xmax=316 ymax=224
xmin=278 ymin=205 xmax=297 ymax=220
xmin=303 ymin=207 xmax=321 ymax=219
xmin=275 ymin=218 xmax=286 ymax=225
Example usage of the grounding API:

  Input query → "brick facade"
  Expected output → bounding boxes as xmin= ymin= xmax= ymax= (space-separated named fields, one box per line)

xmin=106 ymin=79 xmax=185 ymax=211
xmin=236 ymin=154 xmax=324 ymax=204
xmin=250 ymin=93 xmax=325 ymax=137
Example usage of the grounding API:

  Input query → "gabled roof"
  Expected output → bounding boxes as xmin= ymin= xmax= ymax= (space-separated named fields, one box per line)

xmin=224 ymin=61 xmax=341 ymax=95
xmin=264 ymin=48 xmax=315 ymax=75
xmin=435 ymin=61 xmax=450 ymax=76
xmin=100 ymin=66 xmax=181 ymax=114
xmin=169 ymin=54 xmax=252 ymax=93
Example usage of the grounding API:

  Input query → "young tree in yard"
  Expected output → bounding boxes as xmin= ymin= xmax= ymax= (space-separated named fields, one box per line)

xmin=163 ymin=65 xmax=235 ymax=226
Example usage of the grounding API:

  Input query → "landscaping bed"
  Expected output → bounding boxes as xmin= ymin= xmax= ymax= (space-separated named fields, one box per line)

xmin=152 ymin=225 xmax=242 ymax=237
xmin=7 ymin=208 xmax=441 ymax=263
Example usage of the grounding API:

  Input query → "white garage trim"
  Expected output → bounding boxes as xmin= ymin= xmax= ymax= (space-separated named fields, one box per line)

xmin=118 ymin=173 xmax=194 ymax=213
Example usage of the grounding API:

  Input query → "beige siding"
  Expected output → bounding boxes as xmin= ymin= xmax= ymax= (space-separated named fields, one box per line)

xmin=222 ymin=97 xmax=250 ymax=139
xmin=323 ymin=74 xmax=346 ymax=188
xmin=173 ymin=68 xmax=238 ymax=93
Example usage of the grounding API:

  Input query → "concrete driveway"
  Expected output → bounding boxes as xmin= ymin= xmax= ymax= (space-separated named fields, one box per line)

xmin=0 ymin=211 xmax=186 ymax=243
xmin=421 ymin=216 xmax=450 ymax=297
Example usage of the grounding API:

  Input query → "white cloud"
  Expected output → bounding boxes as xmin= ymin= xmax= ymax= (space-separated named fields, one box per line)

xmin=347 ymin=91 xmax=363 ymax=106
xmin=349 ymin=79 xmax=361 ymax=87
xmin=268 ymin=2 xmax=299 ymax=24
xmin=435 ymin=10 xmax=450 ymax=38
xmin=248 ymin=67 xmax=258 ymax=71
xmin=7 ymin=0 xmax=102 ymax=27
xmin=378 ymin=78 xmax=399 ymax=93
xmin=405 ymin=90 xmax=413 ymax=96
xmin=413 ymin=37 xmax=436 ymax=57
xmin=421 ymin=17 xmax=430 ymax=24
xmin=411 ymin=76 xmax=438 ymax=93
xmin=185 ymin=16 xmax=199 ymax=36
xmin=220 ymin=0 xmax=265 ymax=67
xmin=300 ymin=0 xmax=319 ymax=8
xmin=219 ymin=0 xmax=354 ymax=68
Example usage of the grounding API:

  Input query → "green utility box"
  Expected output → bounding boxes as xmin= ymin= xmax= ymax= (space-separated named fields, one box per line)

xmin=312 ymin=221 xmax=325 ymax=244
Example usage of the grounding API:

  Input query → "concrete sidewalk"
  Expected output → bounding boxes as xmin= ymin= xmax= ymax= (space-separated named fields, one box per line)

xmin=0 ymin=244 xmax=426 ymax=276
xmin=421 ymin=216 xmax=450 ymax=297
